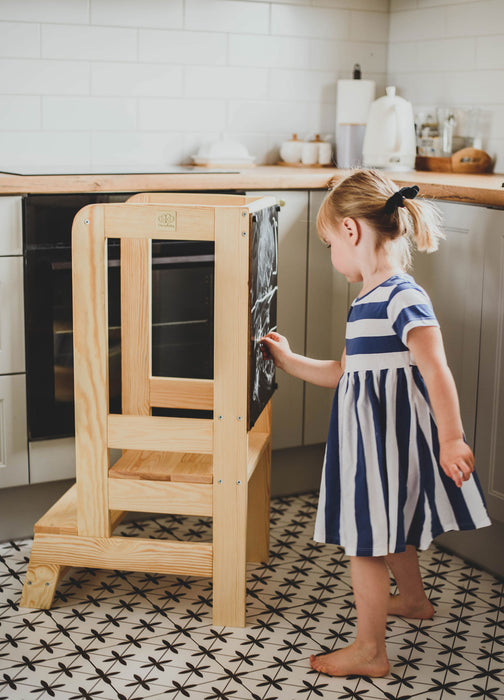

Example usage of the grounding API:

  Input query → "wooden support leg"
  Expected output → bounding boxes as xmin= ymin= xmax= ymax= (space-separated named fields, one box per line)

xmin=212 ymin=478 xmax=248 ymax=627
xmin=247 ymin=446 xmax=271 ymax=564
xmin=20 ymin=541 xmax=69 ymax=609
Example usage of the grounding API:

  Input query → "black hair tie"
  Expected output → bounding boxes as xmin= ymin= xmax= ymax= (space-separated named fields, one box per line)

xmin=384 ymin=185 xmax=419 ymax=214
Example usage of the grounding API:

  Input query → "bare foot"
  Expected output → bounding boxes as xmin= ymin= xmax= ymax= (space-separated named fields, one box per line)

xmin=309 ymin=643 xmax=390 ymax=678
xmin=387 ymin=594 xmax=435 ymax=619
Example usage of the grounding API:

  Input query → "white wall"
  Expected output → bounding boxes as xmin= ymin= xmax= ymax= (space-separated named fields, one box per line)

xmin=388 ymin=0 xmax=504 ymax=169
xmin=0 ymin=0 xmax=502 ymax=173
xmin=0 ymin=0 xmax=388 ymax=172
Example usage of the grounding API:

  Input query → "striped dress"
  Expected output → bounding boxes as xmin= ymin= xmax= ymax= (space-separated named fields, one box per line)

xmin=314 ymin=273 xmax=491 ymax=557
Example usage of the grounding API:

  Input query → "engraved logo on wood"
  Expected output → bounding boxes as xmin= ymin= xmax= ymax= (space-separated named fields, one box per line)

xmin=156 ymin=211 xmax=177 ymax=231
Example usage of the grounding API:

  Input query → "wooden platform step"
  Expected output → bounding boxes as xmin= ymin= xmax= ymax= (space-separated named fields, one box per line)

xmin=33 ymin=484 xmax=125 ymax=536
xmin=109 ymin=450 xmax=213 ymax=483
xmin=109 ymin=431 xmax=270 ymax=484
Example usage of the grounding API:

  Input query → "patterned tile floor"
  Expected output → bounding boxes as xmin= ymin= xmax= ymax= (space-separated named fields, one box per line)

xmin=0 ymin=491 xmax=503 ymax=700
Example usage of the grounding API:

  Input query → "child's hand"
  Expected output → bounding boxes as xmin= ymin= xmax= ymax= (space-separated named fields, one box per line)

xmin=259 ymin=332 xmax=292 ymax=371
xmin=439 ymin=438 xmax=475 ymax=488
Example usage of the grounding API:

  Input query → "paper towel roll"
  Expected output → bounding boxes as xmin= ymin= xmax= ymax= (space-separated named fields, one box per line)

xmin=336 ymin=79 xmax=375 ymax=125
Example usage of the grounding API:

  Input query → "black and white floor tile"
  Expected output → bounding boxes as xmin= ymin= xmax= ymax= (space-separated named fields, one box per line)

xmin=0 ymin=491 xmax=503 ymax=700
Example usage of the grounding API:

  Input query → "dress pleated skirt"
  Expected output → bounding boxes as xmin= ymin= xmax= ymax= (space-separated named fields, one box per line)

xmin=313 ymin=366 xmax=491 ymax=557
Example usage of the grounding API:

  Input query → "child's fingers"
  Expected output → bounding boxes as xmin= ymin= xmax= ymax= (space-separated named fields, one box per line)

xmin=445 ymin=459 xmax=473 ymax=488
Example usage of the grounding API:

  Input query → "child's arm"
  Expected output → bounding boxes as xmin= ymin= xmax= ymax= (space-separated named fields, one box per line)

xmin=260 ymin=332 xmax=344 ymax=389
xmin=407 ymin=325 xmax=474 ymax=488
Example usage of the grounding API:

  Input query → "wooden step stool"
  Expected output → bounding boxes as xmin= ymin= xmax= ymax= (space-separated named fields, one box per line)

xmin=20 ymin=193 xmax=278 ymax=627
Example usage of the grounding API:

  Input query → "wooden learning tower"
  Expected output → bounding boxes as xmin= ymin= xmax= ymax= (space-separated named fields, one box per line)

xmin=20 ymin=192 xmax=278 ymax=627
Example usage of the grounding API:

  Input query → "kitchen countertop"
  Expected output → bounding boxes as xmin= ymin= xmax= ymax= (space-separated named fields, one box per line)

xmin=0 ymin=166 xmax=503 ymax=207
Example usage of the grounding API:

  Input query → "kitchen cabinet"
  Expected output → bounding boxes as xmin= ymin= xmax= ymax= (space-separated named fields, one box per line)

xmin=435 ymin=205 xmax=504 ymax=575
xmin=249 ymin=190 xmax=309 ymax=449
xmin=0 ymin=196 xmax=29 ymax=488
xmin=303 ymin=190 xmax=347 ymax=445
xmin=411 ymin=200 xmax=485 ymax=450
xmin=473 ymin=207 xmax=504 ymax=524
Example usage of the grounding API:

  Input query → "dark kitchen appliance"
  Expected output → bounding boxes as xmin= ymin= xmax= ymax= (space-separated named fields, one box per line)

xmin=23 ymin=193 xmax=216 ymax=441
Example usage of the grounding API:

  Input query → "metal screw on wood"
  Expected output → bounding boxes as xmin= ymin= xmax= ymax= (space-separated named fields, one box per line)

xmin=236 ymin=480 xmax=241 ymax=485
xmin=218 ymin=479 xmax=223 ymax=484
xmin=237 ymin=416 xmax=242 ymax=421
xmin=242 ymin=211 xmax=247 ymax=217
xmin=241 ymin=231 xmax=247 ymax=237
xmin=84 ymin=219 xmax=89 ymax=224
xmin=218 ymin=415 xmax=223 ymax=420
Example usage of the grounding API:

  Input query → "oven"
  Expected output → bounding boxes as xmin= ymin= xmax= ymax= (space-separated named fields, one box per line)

xmin=23 ymin=193 xmax=216 ymax=478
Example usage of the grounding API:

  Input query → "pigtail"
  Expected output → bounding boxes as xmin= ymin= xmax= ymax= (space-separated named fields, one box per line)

xmin=402 ymin=198 xmax=444 ymax=253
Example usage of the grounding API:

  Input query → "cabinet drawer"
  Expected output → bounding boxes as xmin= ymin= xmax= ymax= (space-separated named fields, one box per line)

xmin=0 ymin=256 xmax=25 ymax=374
xmin=0 ymin=197 xmax=22 ymax=256
xmin=0 ymin=373 xmax=29 ymax=488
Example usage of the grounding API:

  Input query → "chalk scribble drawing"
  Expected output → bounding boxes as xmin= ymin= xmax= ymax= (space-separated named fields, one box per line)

xmin=249 ymin=205 xmax=279 ymax=428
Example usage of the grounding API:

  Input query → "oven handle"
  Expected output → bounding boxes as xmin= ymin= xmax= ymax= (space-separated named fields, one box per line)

xmin=51 ymin=254 xmax=214 ymax=271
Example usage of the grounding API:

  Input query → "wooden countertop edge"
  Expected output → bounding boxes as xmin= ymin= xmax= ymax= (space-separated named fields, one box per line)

xmin=0 ymin=166 xmax=502 ymax=207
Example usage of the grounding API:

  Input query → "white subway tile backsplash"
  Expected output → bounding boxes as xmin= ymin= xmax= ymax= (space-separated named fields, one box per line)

xmin=139 ymin=30 xmax=227 ymax=66
xmin=0 ymin=0 xmax=89 ymax=24
xmin=0 ymin=59 xmax=89 ymax=95
xmin=91 ymin=63 xmax=184 ymax=98
xmin=387 ymin=70 xmax=447 ymax=105
xmin=270 ymin=68 xmax=337 ymax=103
xmin=185 ymin=66 xmax=269 ymax=99
xmin=271 ymin=5 xmax=350 ymax=39
xmin=43 ymin=96 xmax=137 ymax=131
xmin=0 ymin=22 xmax=40 ymax=58
xmin=0 ymin=0 xmax=502 ymax=172
xmin=0 ymin=131 xmax=90 ymax=171
xmin=228 ymin=99 xmax=310 ymax=133
xmin=139 ymin=98 xmax=227 ymax=132
xmin=91 ymin=131 xmax=189 ymax=167
xmin=314 ymin=0 xmax=388 ymax=10
xmin=0 ymin=96 xmax=41 ymax=130
xmin=476 ymin=35 xmax=504 ymax=70
xmin=388 ymin=41 xmax=420 ymax=73
xmin=446 ymin=0 xmax=504 ymax=37
xmin=90 ymin=0 xmax=184 ymax=29
xmin=229 ymin=34 xmax=310 ymax=69
xmin=185 ymin=0 xmax=269 ymax=34
xmin=413 ymin=37 xmax=476 ymax=72
xmin=389 ymin=6 xmax=447 ymax=42
xmin=42 ymin=24 xmax=137 ymax=62
xmin=443 ymin=70 xmax=504 ymax=105
xmin=349 ymin=10 xmax=389 ymax=42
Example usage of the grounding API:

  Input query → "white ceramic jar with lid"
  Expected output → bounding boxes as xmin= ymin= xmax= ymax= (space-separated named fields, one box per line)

xmin=280 ymin=134 xmax=303 ymax=164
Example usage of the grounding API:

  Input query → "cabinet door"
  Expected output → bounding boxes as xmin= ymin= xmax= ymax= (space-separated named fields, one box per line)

xmin=411 ymin=201 xmax=484 ymax=449
xmin=474 ymin=207 xmax=504 ymax=523
xmin=247 ymin=190 xmax=308 ymax=449
xmin=0 ymin=374 xmax=29 ymax=488
xmin=304 ymin=191 xmax=348 ymax=445
xmin=0 ymin=256 xmax=25 ymax=375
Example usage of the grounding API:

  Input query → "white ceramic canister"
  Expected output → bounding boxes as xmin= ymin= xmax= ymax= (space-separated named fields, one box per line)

xmin=317 ymin=136 xmax=333 ymax=165
xmin=301 ymin=140 xmax=319 ymax=165
xmin=280 ymin=134 xmax=303 ymax=163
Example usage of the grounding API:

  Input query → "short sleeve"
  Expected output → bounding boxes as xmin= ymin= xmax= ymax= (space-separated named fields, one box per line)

xmin=387 ymin=285 xmax=439 ymax=345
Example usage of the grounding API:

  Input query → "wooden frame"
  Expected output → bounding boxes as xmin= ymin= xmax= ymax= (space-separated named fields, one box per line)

xmin=20 ymin=194 xmax=274 ymax=627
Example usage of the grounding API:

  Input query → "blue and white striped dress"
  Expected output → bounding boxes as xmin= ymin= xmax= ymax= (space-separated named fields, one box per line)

xmin=314 ymin=273 xmax=491 ymax=557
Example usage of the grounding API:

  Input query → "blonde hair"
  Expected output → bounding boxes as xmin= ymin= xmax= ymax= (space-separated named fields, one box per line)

xmin=317 ymin=169 xmax=444 ymax=269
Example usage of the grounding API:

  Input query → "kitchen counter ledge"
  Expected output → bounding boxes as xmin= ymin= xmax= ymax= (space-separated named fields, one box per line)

xmin=0 ymin=166 xmax=502 ymax=207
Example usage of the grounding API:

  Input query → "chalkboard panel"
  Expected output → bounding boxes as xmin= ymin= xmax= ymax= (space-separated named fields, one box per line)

xmin=249 ymin=205 xmax=279 ymax=428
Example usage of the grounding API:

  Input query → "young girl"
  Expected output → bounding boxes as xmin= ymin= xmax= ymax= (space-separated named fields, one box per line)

xmin=261 ymin=170 xmax=491 ymax=679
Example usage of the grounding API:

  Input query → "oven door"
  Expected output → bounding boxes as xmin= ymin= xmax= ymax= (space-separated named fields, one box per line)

xmin=25 ymin=239 xmax=214 ymax=441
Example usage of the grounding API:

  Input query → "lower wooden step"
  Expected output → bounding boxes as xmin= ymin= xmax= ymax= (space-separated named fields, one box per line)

xmin=34 ymin=484 xmax=125 ymax=536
